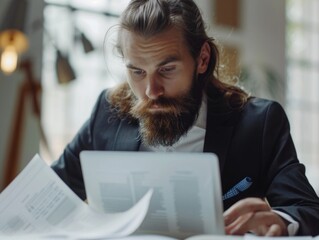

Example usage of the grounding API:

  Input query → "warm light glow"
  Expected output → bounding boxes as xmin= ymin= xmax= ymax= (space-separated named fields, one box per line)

xmin=0 ymin=30 xmax=28 ymax=53
xmin=1 ymin=46 xmax=18 ymax=74
xmin=0 ymin=30 xmax=29 ymax=74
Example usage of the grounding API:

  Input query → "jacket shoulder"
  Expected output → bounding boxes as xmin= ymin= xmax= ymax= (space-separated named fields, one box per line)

xmin=243 ymin=97 xmax=286 ymax=119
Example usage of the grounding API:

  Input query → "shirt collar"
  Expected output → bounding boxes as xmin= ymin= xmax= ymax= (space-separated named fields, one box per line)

xmin=194 ymin=94 xmax=207 ymax=130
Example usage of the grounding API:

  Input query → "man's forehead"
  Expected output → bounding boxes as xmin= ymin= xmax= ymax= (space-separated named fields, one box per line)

xmin=120 ymin=28 xmax=185 ymax=50
xmin=120 ymin=28 xmax=187 ymax=64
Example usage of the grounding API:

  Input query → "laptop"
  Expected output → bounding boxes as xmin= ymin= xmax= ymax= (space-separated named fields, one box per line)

xmin=80 ymin=151 xmax=224 ymax=238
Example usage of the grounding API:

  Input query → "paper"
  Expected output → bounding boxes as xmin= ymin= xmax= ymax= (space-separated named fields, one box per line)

xmin=0 ymin=154 xmax=153 ymax=239
xmin=80 ymin=151 xmax=224 ymax=239
xmin=244 ymin=235 xmax=313 ymax=240
xmin=107 ymin=235 xmax=178 ymax=240
xmin=187 ymin=235 xmax=241 ymax=240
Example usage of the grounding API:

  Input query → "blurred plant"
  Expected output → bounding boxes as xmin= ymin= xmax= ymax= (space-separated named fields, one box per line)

xmin=239 ymin=65 xmax=285 ymax=104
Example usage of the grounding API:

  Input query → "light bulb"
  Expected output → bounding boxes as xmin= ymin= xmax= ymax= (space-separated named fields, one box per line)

xmin=1 ymin=46 xmax=18 ymax=74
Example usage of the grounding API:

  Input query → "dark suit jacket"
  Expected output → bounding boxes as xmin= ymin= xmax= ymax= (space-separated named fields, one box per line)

xmin=52 ymin=88 xmax=319 ymax=236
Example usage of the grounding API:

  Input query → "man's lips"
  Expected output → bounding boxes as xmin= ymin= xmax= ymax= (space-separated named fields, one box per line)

xmin=148 ymin=103 xmax=169 ymax=112
xmin=150 ymin=103 xmax=160 ymax=109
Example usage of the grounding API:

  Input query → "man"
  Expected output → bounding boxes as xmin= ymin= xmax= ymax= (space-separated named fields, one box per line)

xmin=51 ymin=0 xmax=319 ymax=236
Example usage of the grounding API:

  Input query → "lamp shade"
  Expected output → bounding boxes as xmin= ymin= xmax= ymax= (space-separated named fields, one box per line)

xmin=0 ymin=30 xmax=28 ymax=53
xmin=0 ymin=0 xmax=29 ymax=53
xmin=56 ymin=50 xmax=76 ymax=84
xmin=80 ymin=32 xmax=94 ymax=53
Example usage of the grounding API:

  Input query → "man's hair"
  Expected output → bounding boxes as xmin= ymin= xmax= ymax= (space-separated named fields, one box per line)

xmin=111 ymin=0 xmax=248 ymax=112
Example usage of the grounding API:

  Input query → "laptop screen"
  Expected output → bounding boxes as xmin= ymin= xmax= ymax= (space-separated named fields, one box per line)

xmin=80 ymin=151 xmax=224 ymax=239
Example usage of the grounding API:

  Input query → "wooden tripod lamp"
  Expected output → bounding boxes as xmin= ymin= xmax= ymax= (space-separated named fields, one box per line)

xmin=0 ymin=0 xmax=50 ymax=189
xmin=3 ymin=60 xmax=45 ymax=187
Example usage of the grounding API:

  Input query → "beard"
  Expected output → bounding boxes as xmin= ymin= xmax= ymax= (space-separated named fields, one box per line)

xmin=129 ymin=73 xmax=203 ymax=147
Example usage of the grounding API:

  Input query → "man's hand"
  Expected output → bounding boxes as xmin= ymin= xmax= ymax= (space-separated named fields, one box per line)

xmin=223 ymin=198 xmax=288 ymax=236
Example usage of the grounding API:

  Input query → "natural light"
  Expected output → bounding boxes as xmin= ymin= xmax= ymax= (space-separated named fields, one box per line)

xmin=41 ymin=0 xmax=319 ymax=193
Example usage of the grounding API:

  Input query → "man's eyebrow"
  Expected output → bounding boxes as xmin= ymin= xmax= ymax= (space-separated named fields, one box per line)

xmin=125 ymin=55 xmax=181 ymax=69
xmin=157 ymin=55 xmax=181 ymax=67
xmin=126 ymin=63 xmax=140 ymax=69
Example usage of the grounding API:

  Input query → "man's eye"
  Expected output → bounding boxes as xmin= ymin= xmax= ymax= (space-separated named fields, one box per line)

xmin=132 ymin=69 xmax=145 ymax=76
xmin=159 ymin=66 xmax=175 ymax=73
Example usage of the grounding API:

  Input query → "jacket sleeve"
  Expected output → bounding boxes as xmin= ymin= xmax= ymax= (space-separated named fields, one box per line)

xmin=50 ymin=90 xmax=107 ymax=200
xmin=262 ymin=102 xmax=319 ymax=236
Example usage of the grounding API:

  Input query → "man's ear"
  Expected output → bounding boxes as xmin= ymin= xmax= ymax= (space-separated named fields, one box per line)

xmin=197 ymin=42 xmax=211 ymax=74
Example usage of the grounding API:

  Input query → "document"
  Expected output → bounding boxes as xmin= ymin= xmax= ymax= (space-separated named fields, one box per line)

xmin=188 ymin=236 xmax=316 ymax=240
xmin=0 ymin=154 xmax=153 ymax=239
xmin=244 ymin=235 xmax=314 ymax=240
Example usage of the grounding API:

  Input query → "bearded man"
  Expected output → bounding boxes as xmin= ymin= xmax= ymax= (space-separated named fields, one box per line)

xmin=52 ymin=0 xmax=319 ymax=236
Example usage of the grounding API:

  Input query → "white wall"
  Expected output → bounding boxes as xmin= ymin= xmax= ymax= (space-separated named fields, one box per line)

xmin=196 ymin=0 xmax=286 ymax=105
xmin=0 ymin=0 xmax=44 ymax=189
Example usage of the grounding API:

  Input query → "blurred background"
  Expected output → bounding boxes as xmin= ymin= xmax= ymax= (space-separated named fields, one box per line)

xmin=0 ymin=0 xmax=318 ymax=194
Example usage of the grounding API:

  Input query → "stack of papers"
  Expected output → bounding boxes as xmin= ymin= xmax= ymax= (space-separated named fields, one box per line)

xmin=0 ymin=155 xmax=152 ymax=239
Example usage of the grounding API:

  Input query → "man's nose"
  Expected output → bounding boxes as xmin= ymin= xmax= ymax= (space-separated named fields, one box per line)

xmin=145 ymin=74 xmax=164 ymax=99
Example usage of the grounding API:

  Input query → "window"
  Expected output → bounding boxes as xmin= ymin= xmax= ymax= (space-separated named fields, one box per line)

xmin=41 ymin=0 xmax=129 ymax=162
xmin=286 ymin=0 xmax=319 ymax=193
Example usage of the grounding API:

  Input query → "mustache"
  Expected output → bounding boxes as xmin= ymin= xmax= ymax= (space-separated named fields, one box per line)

xmin=131 ymin=95 xmax=195 ymax=117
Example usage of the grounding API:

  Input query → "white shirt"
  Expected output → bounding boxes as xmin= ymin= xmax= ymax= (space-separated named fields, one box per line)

xmin=139 ymin=95 xmax=299 ymax=235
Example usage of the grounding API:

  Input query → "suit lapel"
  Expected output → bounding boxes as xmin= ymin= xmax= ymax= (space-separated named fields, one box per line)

xmin=204 ymin=122 xmax=234 ymax=174
xmin=204 ymin=92 xmax=240 ymax=174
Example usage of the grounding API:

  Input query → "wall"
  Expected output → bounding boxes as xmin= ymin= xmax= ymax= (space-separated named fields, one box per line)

xmin=196 ymin=0 xmax=286 ymax=105
xmin=0 ymin=0 xmax=44 ymax=189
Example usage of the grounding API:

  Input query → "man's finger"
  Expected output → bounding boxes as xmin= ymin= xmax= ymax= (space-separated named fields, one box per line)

xmin=224 ymin=198 xmax=271 ymax=226
xmin=225 ymin=212 xmax=254 ymax=235
xmin=266 ymin=224 xmax=283 ymax=236
xmin=225 ymin=211 xmax=286 ymax=236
